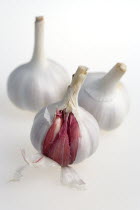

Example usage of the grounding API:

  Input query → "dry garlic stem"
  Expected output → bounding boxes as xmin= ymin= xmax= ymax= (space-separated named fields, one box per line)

xmin=64 ymin=66 xmax=88 ymax=112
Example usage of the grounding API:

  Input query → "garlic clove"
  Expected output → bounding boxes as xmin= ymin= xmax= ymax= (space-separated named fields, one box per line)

xmin=7 ymin=16 xmax=70 ymax=112
xmin=68 ymin=112 xmax=80 ymax=163
xmin=79 ymin=63 xmax=129 ymax=130
xmin=42 ymin=110 xmax=63 ymax=153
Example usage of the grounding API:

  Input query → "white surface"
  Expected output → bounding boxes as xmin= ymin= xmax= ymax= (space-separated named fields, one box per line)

xmin=0 ymin=0 xmax=140 ymax=210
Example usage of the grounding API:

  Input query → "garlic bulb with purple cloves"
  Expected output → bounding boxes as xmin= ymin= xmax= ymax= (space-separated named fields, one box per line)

xmin=30 ymin=66 xmax=99 ymax=187
xmin=79 ymin=63 xmax=129 ymax=130
xmin=7 ymin=16 xmax=70 ymax=112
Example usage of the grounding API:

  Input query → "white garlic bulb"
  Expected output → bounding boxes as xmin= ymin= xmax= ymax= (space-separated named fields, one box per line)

xmin=31 ymin=66 xmax=99 ymax=167
xmin=79 ymin=63 xmax=129 ymax=130
xmin=7 ymin=16 xmax=70 ymax=111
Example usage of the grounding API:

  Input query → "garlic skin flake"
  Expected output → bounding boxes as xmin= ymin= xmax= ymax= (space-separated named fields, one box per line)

xmin=79 ymin=63 xmax=129 ymax=130
xmin=31 ymin=66 xmax=99 ymax=166
xmin=7 ymin=16 xmax=70 ymax=111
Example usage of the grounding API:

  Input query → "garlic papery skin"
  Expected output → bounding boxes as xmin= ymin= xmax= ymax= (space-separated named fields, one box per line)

xmin=30 ymin=66 xmax=99 ymax=167
xmin=79 ymin=63 xmax=129 ymax=130
xmin=7 ymin=16 xmax=70 ymax=112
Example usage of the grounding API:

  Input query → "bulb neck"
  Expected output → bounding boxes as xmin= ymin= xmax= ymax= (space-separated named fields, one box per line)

xmin=31 ymin=16 xmax=46 ymax=64
xmin=63 ymin=66 xmax=88 ymax=112
xmin=98 ymin=63 xmax=126 ymax=94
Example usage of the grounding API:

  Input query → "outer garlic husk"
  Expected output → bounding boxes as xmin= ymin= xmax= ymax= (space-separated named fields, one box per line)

xmin=30 ymin=66 xmax=99 ymax=165
xmin=7 ymin=16 xmax=70 ymax=111
xmin=79 ymin=63 xmax=129 ymax=130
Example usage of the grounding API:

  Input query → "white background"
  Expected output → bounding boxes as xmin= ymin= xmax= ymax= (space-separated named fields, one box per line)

xmin=0 ymin=0 xmax=140 ymax=210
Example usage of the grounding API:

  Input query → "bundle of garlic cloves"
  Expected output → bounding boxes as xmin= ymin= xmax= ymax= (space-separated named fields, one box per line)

xmin=79 ymin=63 xmax=129 ymax=130
xmin=30 ymin=66 xmax=99 ymax=188
xmin=7 ymin=16 xmax=70 ymax=111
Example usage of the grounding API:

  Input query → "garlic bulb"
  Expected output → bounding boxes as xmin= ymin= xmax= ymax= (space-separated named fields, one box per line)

xmin=7 ymin=16 xmax=70 ymax=111
xmin=79 ymin=63 xmax=129 ymax=130
xmin=30 ymin=66 xmax=99 ymax=186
